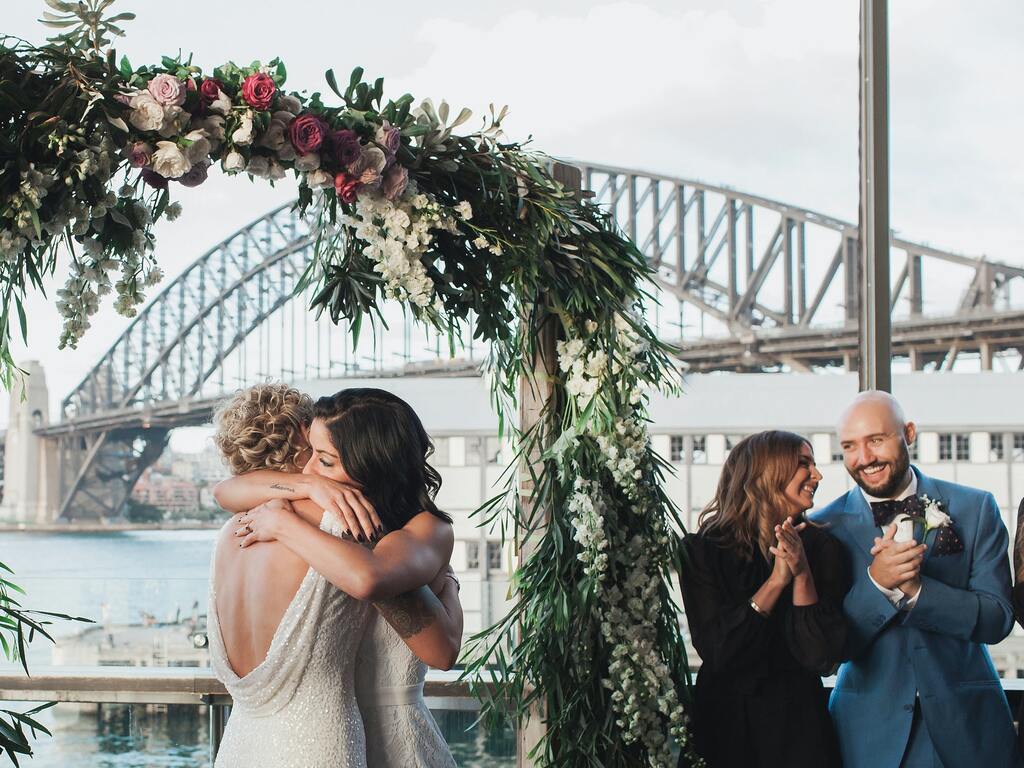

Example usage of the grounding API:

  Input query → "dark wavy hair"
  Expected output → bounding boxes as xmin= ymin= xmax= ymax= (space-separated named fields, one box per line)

xmin=312 ymin=387 xmax=451 ymax=533
xmin=698 ymin=430 xmax=812 ymax=562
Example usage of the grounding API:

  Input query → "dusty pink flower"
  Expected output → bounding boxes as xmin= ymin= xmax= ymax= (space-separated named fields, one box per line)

xmin=382 ymin=164 xmax=408 ymax=200
xmin=147 ymin=74 xmax=187 ymax=107
xmin=127 ymin=141 xmax=153 ymax=168
xmin=177 ymin=163 xmax=209 ymax=188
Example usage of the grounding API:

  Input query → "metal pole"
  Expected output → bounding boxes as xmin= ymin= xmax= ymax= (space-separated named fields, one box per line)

xmin=858 ymin=0 xmax=892 ymax=392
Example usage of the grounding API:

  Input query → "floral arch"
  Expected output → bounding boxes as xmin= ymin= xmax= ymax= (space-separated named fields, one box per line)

xmin=0 ymin=4 xmax=702 ymax=766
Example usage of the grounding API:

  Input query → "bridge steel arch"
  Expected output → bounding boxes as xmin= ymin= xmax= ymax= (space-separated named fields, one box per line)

xmin=44 ymin=162 xmax=1024 ymax=520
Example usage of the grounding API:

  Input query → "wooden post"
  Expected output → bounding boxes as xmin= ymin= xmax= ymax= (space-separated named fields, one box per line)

xmin=516 ymin=161 xmax=582 ymax=768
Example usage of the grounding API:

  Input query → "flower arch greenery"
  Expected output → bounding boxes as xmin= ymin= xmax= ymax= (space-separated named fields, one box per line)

xmin=0 ymin=3 xmax=703 ymax=766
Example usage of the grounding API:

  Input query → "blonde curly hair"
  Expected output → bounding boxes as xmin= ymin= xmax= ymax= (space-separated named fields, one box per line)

xmin=213 ymin=383 xmax=314 ymax=475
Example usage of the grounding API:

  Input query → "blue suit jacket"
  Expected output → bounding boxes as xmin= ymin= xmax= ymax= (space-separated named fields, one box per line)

xmin=811 ymin=468 xmax=1021 ymax=768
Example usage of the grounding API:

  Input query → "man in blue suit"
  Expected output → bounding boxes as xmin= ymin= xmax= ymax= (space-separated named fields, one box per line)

xmin=813 ymin=390 xmax=1021 ymax=768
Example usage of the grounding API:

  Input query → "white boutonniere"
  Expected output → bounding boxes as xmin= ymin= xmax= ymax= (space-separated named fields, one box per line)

xmin=921 ymin=494 xmax=952 ymax=532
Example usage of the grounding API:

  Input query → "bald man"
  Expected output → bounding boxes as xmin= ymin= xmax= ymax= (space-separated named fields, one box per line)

xmin=812 ymin=391 xmax=1021 ymax=768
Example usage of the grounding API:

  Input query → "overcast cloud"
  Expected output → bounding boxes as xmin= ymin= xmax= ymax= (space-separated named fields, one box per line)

xmin=2 ymin=0 xmax=1021 ymax=425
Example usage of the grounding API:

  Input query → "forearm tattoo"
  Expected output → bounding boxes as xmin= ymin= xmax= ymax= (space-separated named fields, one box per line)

xmin=270 ymin=483 xmax=295 ymax=493
xmin=373 ymin=590 xmax=437 ymax=638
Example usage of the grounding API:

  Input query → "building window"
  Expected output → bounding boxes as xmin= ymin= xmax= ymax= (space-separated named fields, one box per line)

xmin=670 ymin=435 xmax=684 ymax=462
xmin=724 ymin=435 xmax=744 ymax=457
xmin=990 ymin=433 xmax=1005 ymax=462
xmin=831 ymin=435 xmax=844 ymax=463
xmin=938 ymin=434 xmax=953 ymax=461
xmin=465 ymin=541 xmax=480 ymax=570
xmin=487 ymin=541 xmax=503 ymax=571
xmin=430 ymin=437 xmax=450 ymax=466
xmin=1014 ymin=433 xmax=1024 ymax=462
xmin=908 ymin=439 xmax=919 ymax=461
xmin=955 ymin=434 xmax=970 ymax=462
xmin=465 ymin=436 xmax=485 ymax=466
xmin=691 ymin=436 xmax=707 ymax=464
xmin=485 ymin=436 xmax=503 ymax=465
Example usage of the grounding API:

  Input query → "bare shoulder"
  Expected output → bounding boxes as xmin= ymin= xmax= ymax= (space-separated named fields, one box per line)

xmin=396 ymin=512 xmax=454 ymax=556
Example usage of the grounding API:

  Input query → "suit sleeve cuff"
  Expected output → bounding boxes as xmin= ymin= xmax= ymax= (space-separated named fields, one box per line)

xmin=867 ymin=566 xmax=906 ymax=607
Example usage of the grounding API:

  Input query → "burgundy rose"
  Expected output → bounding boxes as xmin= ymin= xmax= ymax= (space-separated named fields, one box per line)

xmin=127 ymin=141 xmax=153 ymax=168
xmin=177 ymin=162 xmax=209 ymax=188
xmin=241 ymin=72 xmax=276 ymax=111
xmin=334 ymin=172 xmax=360 ymax=204
xmin=289 ymin=114 xmax=328 ymax=156
xmin=327 ymin=129 xmax=362 ymax=167
xmin=199 ymin=78 xmax=224 ymax=106
xmin=141 ymin=168 xmax=168 ymax=190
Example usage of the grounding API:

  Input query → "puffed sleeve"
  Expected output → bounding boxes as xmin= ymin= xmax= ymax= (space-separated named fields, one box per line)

xmin=680 ymin=534 xmax=775 ymax=673
xmin=784 ymin=530 xmax=851 ymax=675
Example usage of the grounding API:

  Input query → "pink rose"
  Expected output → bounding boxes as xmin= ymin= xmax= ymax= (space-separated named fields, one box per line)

xmin=147 ymin=74 xmax=186 ymax=107
xmin=348 ymin=146 xmax=386 ymax=186
xmin=289 ymin=114 xmax=328 ymax=156
xmin=327 ymin=129 xmax=362 ymax=167
xmin=334 ymin=172 xmax=360 ymax=204
xmin=127 ymin=141 xmax=153 ymax=168
xmin=199 ymin=78 xmax=224 ymax=106
xmin=375 ymin=121 xmax=401 ymax=160
xmin=241 ymin=72 xmax=276 ymax=111
xmin=382 ymin=164 xmax=408 ymax=200
xmin=177 ymin=162 xmax=209 ymax=188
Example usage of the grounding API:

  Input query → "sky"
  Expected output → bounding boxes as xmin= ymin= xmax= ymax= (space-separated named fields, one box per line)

xmin=2 ymin=0 xmax=1023 ymax=436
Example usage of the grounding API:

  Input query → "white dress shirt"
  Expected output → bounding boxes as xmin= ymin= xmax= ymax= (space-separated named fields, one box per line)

xmin=862 ymin=472 xmax=922 ymax=611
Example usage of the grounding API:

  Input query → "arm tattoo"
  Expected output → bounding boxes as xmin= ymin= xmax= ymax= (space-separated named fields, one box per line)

xmin=373 ymin=589 xmax=437 ymax=638
xmin=270 ymin=483 xmax=295 ymax=493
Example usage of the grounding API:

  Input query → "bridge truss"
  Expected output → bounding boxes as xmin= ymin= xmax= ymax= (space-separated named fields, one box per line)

xmin=32 ymin=162 xmax=1024 ymax=520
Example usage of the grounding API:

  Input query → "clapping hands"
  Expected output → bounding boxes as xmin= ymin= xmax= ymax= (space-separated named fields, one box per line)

xmin=770 ymin=517 xmax=810 ymax=583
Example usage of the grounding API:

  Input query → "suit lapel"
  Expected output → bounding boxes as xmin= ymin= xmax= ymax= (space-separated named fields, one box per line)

xmin=914 ymin=468 xmax=947 ymax=568
xmin=843 ymin=488 xmax=881 ymax=559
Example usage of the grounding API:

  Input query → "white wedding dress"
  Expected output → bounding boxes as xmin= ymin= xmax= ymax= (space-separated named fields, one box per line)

xmin=208 ymin=511 xmax=371 ymax=768
xmin=355 ymin=611 xmax=457 ymax=767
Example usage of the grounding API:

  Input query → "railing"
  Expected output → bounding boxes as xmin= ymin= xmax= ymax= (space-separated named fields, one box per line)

xmin=0 ymin=666 xmax=487 ymax=764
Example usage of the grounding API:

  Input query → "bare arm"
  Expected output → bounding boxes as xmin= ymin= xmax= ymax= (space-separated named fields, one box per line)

xmin=237 ymin=500 xmax=454 ymax=602
xmin=372 ymin=571 xmax=464 ymax=670
xmin=216 ymin=470 xmax=380 ymax=540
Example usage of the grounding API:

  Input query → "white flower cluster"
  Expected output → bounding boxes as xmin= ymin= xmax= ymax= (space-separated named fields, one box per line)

xmin=556 ymin=336 xmax=608 ymax=406
xmin=343 ymin=185 xmax=465 ymax=309
xmin=596 ymin=417 xmax=648 ymax=501
xmin=599 ymin=524 xmax=696 ymax=766
xmin=567 ymin=477 xmax=610 ymax=577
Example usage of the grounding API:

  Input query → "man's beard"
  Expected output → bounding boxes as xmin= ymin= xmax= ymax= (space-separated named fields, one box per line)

xmin=849 ymin=444 xmax=912 ymax=499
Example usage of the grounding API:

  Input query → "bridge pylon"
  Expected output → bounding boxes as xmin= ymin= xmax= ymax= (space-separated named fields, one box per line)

xmin=0 ymin=361 xmax=59 ymax=524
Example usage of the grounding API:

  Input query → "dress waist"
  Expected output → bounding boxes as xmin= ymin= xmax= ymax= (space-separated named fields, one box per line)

xmin=362 ymin=681 xmax=425 ymax=707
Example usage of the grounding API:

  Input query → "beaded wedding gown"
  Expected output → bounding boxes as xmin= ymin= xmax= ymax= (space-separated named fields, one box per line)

xmin=208 ymin=510 xmax=371 ymax=768
xmin=356 ymin=611 xmax=457 ymax=767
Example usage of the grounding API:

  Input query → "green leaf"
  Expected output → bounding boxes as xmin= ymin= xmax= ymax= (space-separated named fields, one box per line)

xmin=324 ymin=68 xmax=343 ymax=100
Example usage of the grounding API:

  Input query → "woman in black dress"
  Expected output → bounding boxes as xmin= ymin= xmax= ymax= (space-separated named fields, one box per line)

xmin=680 ymin=430 xmax=849 ymax=768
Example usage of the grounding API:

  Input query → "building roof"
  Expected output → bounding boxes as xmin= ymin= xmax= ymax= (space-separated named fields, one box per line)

xmin=296 ymin=371 xmax=1024 ymax=434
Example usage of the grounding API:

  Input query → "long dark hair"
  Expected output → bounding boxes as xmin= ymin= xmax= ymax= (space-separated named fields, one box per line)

xmin=698 ymin=430 xmax=811 ymax=562
xmin=313 ymin=387 xmax=451 ymax=533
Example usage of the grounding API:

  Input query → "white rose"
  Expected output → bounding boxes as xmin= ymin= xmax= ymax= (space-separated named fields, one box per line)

xmin=232 ymin=112 xmax=255 ymax=146
xmin=158 ymin=105 xmax=190 ymax=138
xmin=222 ymin=151 xmax=246 ymax=174
xmin=278 ymin=94 xmax=302 ymax=114
xmin=182 ymin=130 xmax=212 ymax=164
xmin=924 ymin=500 xmax=951 ymax=529
xmin=128 ymin=93 xmax=165 ymax=132
xmin=150 ymin=141 xmax=191 ymax=179
xmin=190 ymin=116 xmax=225 ymax=149
xmin=305 ymin=169 xmax=334 ymax=189
xmin=266 ymin=158 xmax=286 ymax=181
xmin=245 ymin=155 xmax=270 ymax=178
xmin=208 ymin=89 xmax=232 ymax=116
xmin=294 ymin=152 xmax=320 ymax=172
xmin=892 ymin=513 xmax=916 ymax=544
xmin=258 ymin=111 xmax=293 ymax=152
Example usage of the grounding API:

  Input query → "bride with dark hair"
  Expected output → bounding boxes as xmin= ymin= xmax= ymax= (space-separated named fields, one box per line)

xmin=209 ymin=384 xmax=459 ymax=767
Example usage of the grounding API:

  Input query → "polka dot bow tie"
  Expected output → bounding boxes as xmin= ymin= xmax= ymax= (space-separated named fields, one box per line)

xmin=870 ymin=495 xmax=964 ymax=555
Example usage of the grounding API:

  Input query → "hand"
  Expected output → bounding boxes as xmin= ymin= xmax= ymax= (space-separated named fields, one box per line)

xmin=429 ymin=564 xmax=455 ymax=596
xmin=769 ymin=538 xmax=794 ymax=586
xmin=871 ymin=525 xmax=923 ymax=598
xmin=771 ymin=518 xmax=810 ymax=578
xmin=306 ymin=476 xmax=382 ymax=542
xmin=868 ymin=524 xmax=926 ymax=590
xmin=235 ymin=499 xmax=295 ymax=548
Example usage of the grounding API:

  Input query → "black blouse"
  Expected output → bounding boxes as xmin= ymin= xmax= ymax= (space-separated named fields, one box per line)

xmin=679 ymin=523 xmax=850 ymax=768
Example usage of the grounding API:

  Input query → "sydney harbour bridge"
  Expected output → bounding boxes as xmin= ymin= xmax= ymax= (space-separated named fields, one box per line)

xmin=3 ymin=161 xmax=1024 ymax=522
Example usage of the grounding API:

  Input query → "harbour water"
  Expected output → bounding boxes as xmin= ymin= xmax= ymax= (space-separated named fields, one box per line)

xmin=0 ymin=529 xmax=515 ymax=766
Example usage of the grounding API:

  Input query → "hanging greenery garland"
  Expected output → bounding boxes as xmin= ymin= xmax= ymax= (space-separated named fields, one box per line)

xmin=0 ymin=3 xmax=702 ymax=765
